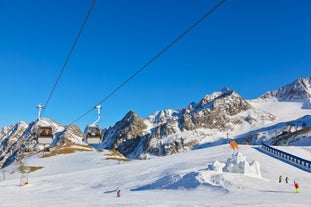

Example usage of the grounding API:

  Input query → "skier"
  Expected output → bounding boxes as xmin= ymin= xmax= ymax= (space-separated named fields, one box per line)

xmin=117 ymin=188 xmax=121 ymax=197
xmin=285 ymin=176 xmax=289 ymax=184
xmin=294 ymin=181 xmax=300 ymax=193
xmin=279 ymin=175 xmax=282 ymax=183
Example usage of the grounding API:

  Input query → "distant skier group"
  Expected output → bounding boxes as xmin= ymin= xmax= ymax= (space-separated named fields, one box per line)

xmin=278 ymin=175 xmax=288 ymax=183
xmin=278 ymin=175 xmax=299 ymax=193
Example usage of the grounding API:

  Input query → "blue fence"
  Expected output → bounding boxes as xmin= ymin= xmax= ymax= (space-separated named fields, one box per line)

xmin=261 ymin=143 xmax=311 ymax=172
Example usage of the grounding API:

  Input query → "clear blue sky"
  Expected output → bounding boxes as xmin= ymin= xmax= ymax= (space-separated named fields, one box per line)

xmin=0 ymin=0 xmax=310 ymax=129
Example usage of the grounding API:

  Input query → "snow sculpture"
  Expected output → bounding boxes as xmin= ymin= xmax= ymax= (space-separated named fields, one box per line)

xmin=209 ymin=151 xmax=262 ymax=178
xmin=223 ymin=151 xmax=261 ymax=178
xmin=210 ymin=160 xmax=226 ymax=173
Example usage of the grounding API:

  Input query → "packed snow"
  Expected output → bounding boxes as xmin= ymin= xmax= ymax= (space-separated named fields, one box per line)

xmin=0 ymin=144 xmax=310 ymax=207
xmin=249 ymin=100 xmax=311 ymax=125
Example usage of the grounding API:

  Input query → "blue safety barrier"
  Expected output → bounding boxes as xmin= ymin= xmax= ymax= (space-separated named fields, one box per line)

xmin=261 ymin=143 xmax=311 ymax=172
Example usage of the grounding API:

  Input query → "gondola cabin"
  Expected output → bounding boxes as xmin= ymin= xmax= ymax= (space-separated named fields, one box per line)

xmin=35 ymin=126 xmax=54 ymax=145
xmin=84 ymin=125 xmax=103 ymax=144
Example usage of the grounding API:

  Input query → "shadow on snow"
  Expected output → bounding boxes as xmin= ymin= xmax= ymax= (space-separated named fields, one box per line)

xmin=131 ymin=172 xmax=228 ymax=193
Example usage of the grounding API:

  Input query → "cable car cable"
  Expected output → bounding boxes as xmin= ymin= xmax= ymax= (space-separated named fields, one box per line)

xmin=41 ymin=0 xmax=97 ymax=116
xmin=69 ymin=0 xmax=226 ymax=126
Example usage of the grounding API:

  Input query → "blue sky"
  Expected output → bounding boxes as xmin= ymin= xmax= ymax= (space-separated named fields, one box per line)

xmin=0 ymin=0 xmax=310 ymax=129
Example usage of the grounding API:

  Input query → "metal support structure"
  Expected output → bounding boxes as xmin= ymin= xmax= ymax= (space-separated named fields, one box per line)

xmin=2 ymin=170 xmax=6 ymax=181
xmin=19 ymin=172 xmax=29 ymax=186
xmin=42 ymin=144 xmax=46 ymax=156
xmin=91 ymin=105 xmax=101 ymax=126
xmin=37 ymin=104 xmax=45 ymax=120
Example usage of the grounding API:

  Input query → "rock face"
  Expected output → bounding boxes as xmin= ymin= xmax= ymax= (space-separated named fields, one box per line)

xmin=58 ymin=124 xmax=84 ymax=145
xmin=179 ymin=88 xmax=268 ymax=131
xmin=102 ymin=111 xmax=148 ymax=157
xmin=0 ymin=121 xmax=31 ymax=167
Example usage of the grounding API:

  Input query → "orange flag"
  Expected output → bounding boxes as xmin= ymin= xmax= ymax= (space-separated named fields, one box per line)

xmin=230 ymin=141 xmax=239 ymax=151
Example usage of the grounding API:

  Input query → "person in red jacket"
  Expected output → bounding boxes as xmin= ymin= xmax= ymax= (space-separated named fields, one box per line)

xmin=294 ymin=181 xmax=300 ymax=193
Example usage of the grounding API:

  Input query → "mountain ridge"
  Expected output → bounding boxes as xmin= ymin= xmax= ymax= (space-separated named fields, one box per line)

xmin=0 ymin=77 xmax=311 ymax=167
xmin=258 ymin=77 xmax=311 ymax=108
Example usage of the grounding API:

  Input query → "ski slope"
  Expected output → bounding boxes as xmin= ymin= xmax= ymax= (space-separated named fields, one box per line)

xmin=0 ymin=144 xmax=310 ymax=207
xmin=249 ymin=100 xmax=311 ymax=124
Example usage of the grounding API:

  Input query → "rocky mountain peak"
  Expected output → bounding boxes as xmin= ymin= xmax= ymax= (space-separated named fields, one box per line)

xmin=260 ymin=77 xmax=311 ymax=101
xmin=102 ymin=110 xmax=147 ymax=149
xmin=122 ymin=110 xmax=143 ymax=125
xmin=120 ymin=111 xmax=147 ymax=139
xmin=197 ymin=90 xmax=224 ymax=108
xmin=195 ymin=88 xmax=252 ymax=115
xmin=146 ymin=109 xmax=179 ymax=125
xmin=58 ymin=124 xmax=84 ymax=145
xmin=178 ymin=88 xmax=265 ymax=132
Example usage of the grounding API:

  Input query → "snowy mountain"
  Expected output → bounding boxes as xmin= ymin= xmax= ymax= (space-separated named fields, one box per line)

xmin=235 ymin=115 xmax=311 ymax=145
xmin=1 ymin=77 xmax=311 ymax=167
xmin=101 ymin=88 xmax=276 ymax=158
xmin=100 ymin=78 xmax=311 ymax=159
xmin=0 ymin=119 xmax=83 ymax=168
xmin=258 ymin=77 xmax=311 ymax=108
xmin=240 ymin=77 xmax=311 ymax=146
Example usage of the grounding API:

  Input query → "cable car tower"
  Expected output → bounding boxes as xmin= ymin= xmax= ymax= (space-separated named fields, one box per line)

xmin=33 ymin=104 xmax=54 ymax=145
xmin=84 ymin=105 xmax=103 ymax=144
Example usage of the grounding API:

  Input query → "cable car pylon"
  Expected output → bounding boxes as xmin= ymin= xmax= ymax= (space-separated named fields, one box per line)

xmin=37 ymin=104 xmax=44 ymax=120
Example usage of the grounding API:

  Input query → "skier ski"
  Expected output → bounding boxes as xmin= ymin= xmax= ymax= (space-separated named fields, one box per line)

xmin=294 ymin=181 xmax=300 ymax=193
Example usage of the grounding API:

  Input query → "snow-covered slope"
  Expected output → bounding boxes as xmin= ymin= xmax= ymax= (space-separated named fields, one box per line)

xmin=0 ymin=144 xmax=310 ymax=207
xmin=249 ymin=100 xmax=311 ymax=124
xmin=257 ymin=77 xmax=311 ymax=108
xmin=243 ymin=99 xmax=311 ymax=145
